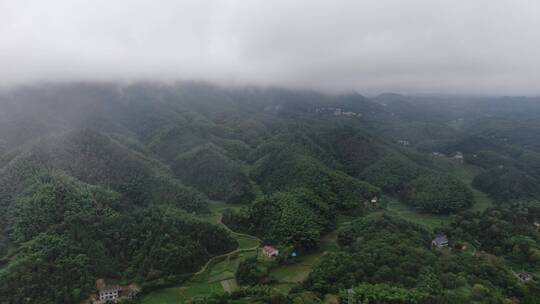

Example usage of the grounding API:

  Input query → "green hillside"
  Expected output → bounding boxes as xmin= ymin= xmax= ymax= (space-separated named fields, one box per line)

xmin=172 ymin=144 xmax=254 ymax=204
xmin=2 ymin=83 xmax=540 ymax=303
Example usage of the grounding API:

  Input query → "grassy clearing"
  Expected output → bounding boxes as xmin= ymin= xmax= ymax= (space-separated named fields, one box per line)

xmin=221 ymin=279 xmax=238 ymax=293
xmin=271 ymin=282 xmax=297 ymax=294
xmin=141 ymin=287 xmax=183 ymax=304
xmin=469 ymin=188 xmax=493 ymax=212
xmin=385 ymin=197 xmax=451 ymax=231
xmin=178 ymin=281 xmax=224 ymax=301
xmin=270 ymin=263 xmax=308 ymax=282
xmin=451 ymin=163 xmax=494 ymax=213
xmin=140 ymin=282 xmax=223 ymax=304
xmin=235 ymin=234 xmax=260 ymax=250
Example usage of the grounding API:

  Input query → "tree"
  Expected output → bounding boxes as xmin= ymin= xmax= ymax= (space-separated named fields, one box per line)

xmin=403 ymin=174 xmax=475 ymax=214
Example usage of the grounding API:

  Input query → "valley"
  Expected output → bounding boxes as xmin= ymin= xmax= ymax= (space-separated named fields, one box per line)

xmin=1 ymin=83 xmax=540 ymax=303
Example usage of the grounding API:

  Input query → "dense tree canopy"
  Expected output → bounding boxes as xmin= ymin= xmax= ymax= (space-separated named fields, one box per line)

xmin=443 ymin=201 xmax=540 ymax=269
xmin=360 ymin=155 xmax=427 ymax=194
xmin=251 ymin=144 xmax=380 ymax=210
xmin=0 ymin=173 xmax=237 ymax=303
xmin=403 ymin=174 xmax=475 ymax=214
xmin=306 ymin=213 xmax=530 ymax=303
xmin=472 ymin=167 xmax=540 ymax=202
xmin=342 ymin=283 xmax=427 ymax=304
xmin=172 ymin=144 xmax=254 ymax=204
xmin=3 ymin=83 xmax=540 ymax=302
xmin=224 ymin=189 xmax=332 ymax=251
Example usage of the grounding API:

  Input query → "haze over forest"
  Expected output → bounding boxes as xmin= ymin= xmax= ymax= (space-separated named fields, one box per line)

xmin=2 ymin=1 xmax=540 ymax=304
xmin=1 ymin=0 xmax=540 ymax=95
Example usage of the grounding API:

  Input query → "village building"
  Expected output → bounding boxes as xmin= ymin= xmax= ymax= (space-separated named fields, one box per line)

xmin=98 ymin=286 xmax=121 ymax=302
xmin=432 ymin=152 xmax=446 ymax=157
xmin=93 ymin=279 xmax=139 ymax=304
xmin=262 ymin=245 xmax=279 ymax=258
xmin=365 ymin=197 xmax=379 ymax=208
xmin=341 ymin=111 xmax=357 ymax=117
xmin=96 ymin=279 xmax=121 ymax=303
xmin=315 ymin=107 xmax=358 ymax=117
xmin=432 ymin=235 xmax=449 ymax=248
xmin=516 ymin=272 xmax=532 ymax=283
xmin=453 ymin=152 xmax=464 ymax=162
xmin=397 ymin=139 xmax=410 ymax=146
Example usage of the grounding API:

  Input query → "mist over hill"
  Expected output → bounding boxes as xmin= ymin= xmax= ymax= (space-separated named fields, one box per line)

xmin=2 ymin=1 xmax=540 ymax=302
xmin=1 ymin=82 xmax=540 ymax=303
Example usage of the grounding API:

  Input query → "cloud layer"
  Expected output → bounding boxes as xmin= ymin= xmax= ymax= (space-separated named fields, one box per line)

xmin=1 ymin=0 xmax=539 ymax=94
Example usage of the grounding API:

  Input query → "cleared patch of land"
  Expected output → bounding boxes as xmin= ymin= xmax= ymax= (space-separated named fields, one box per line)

xmin=385 ymin=197 xmax=451 ymax=230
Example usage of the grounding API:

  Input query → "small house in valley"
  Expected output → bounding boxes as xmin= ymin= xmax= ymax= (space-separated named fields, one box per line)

xmin=93 ymin=279 xmax=139 ymax=304
xmin=397 ymin=139 xmax=410 ymax=146
xmin=453 ymin=152 xmax=464 ymax=163
xmin=262 ymin=245 xmax=279 ymax=258
xmin=432 ymin=235 xmax=449 ymax=248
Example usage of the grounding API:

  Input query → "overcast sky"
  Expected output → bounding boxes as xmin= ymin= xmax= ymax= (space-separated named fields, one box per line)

xmin=1 ymin=0 xmax=539 ymax=95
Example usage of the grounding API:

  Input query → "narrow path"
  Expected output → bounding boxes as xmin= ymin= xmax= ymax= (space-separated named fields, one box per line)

xmin=189 ymin=214 xmax=260 ymax=277
xmin=141 ymin=208 xmax=262 ymax=303
xmin=218 ymin=214 xmax=262 ymax=242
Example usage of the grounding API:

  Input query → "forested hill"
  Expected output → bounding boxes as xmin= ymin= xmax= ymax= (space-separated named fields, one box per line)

xmin=1 ymin=83 xmax=540 ymax=303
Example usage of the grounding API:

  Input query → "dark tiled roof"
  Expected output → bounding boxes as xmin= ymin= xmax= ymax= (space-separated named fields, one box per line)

xmin=433 ymin=235 xmax=448 ymax=245
xmin=98 ymin=285 xmax=122 ymax=292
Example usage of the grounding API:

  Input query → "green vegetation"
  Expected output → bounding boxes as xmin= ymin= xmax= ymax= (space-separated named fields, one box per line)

xmin=190 ymin=286 xmax=322 ymax=304
xmin=342 ymin=283 xmax=427 ymax=304
xmin=3 ymin=83 xmax=540 ymax=302
xmin=139 ymin=200 xmax=261 ymax=304
xmin=473 ymin=167 xmax=540 ymax=202
xmin=224 ymin=189 xmax=333 ymax=251
xmin=361 ymin=155 xmax=427 ymax=193
xmin=249 ymin=129 xmax=381 ymax=210
xmin=172 ymin=144 xmax=254 ymax=204
xmin=442 ymin=201 xmax=540 ymax=271
xmin=0 ymin=130 xmax=208 ymax=214
xmin=385 ymin=197 xmax=451 ymax=230
xmin=403 ymin=174 xmax=475 ymax=214
xmin=0 ymin=172 xmax=236 ymax=303
xmin=236 ymin=257 xmax=266 ymax=286
xmin=306 ymin=213 xmax=536 ymax=303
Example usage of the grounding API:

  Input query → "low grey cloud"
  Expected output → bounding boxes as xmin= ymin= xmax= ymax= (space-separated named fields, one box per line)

xmin=1 ymin=0 xmax=539 ymax=95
